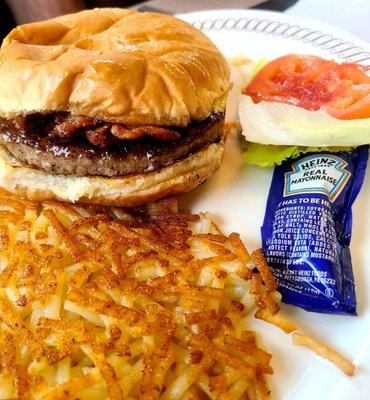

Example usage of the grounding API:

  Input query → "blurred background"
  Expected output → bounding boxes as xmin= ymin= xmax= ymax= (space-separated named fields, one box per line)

xmin=0 ymin=0 xmax=368 ymax=42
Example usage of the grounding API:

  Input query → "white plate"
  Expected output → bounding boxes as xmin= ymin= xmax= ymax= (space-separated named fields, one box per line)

xmin=177 ymin=9 xmax=370 ymax=400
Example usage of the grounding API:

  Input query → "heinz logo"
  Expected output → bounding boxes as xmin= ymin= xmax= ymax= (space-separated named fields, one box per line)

xmin=284 ymin=154 xmax=351 ymax=202
xmin=300 ymin=158 xmax=336 ymax=170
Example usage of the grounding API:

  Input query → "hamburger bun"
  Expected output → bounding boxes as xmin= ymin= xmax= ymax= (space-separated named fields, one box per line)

xmin=0 ymin=8 xmax=229 ymax=126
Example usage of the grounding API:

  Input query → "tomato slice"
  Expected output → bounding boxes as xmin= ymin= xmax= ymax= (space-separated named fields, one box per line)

xmin=243 ymin=54 xmax=370 ymax=120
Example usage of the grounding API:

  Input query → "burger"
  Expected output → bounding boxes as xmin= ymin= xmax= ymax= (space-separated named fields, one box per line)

xmin=0 ymin=8 xmax=230 ymax=206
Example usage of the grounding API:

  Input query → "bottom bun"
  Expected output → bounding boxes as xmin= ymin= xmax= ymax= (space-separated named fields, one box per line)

xmin=0 ymin=143 xmax=223 ymax=206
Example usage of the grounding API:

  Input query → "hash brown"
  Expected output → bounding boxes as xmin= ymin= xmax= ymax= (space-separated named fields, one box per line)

xmin=0 ymin=190 xmax=279 ymax=399
xmin=0 ymin=189 xmax=355 ymax=399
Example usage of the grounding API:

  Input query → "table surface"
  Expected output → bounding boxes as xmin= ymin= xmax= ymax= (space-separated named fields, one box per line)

xmin=285 ymin=0 xmax=369 ymax=41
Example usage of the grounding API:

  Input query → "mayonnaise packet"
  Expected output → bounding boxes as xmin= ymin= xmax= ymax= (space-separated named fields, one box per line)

xmin=261 ymin=146 xmax=368 ymax=315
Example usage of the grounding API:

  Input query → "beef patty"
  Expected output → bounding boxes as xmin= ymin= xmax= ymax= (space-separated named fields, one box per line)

xmin=0 ymin=111 xmax=224 ymax=177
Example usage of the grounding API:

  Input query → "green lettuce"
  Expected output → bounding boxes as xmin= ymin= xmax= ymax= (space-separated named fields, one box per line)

xmin=250 ymin=58 xmax=267 ymax=77
xmin=241 ymin=142 xmax=352 ymax=168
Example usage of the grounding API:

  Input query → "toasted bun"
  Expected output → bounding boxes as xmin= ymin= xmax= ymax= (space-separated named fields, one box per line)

xmin=0 ymin=143 xmax=223 ymax=206
xmin=0 ymin=8 xmax=230 ymax=126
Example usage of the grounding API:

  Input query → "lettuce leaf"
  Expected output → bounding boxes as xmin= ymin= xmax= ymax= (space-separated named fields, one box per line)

xmin=250 ymin=58 xmax=267 ymax=78
xmin=241 ymin=142 xmax=352 ymax=168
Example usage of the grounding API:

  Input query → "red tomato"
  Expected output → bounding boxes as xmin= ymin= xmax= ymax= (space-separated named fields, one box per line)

xmin=243 ymin=54 xmax=370 ymax=120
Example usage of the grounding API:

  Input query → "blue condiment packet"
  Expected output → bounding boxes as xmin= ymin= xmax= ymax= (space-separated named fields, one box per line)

xmin=261 ymin=147 xmax=368 ymax=315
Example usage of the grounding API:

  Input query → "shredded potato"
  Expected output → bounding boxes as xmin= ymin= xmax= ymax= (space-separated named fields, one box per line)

xmin=292 ymin=331 xmax=355 ymax=376
xmin=0 ymin=189 xmax=355 ymax=399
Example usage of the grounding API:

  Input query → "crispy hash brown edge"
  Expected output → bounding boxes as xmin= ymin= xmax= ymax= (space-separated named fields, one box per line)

xmin=0 ymin=189 xmax=355 ymax=400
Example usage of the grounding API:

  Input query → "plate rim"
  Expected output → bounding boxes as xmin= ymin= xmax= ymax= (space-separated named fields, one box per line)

xmin=177 ymin=8 xmax=370 ymax=65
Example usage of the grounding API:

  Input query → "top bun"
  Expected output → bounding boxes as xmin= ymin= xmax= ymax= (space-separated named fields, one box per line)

xmin=0 ymin=8 xmax=230 ymax=126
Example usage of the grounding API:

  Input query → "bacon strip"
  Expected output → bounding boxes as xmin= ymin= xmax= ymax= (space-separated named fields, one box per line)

xmin=48 ymin=113 xmax=183 ymax=147
xmin=53 ymin=115 xmax=97 ymax=138
xmin=111 ymin=124 xmax=181 ymax=141
xmin=85 ymin=125 xmax=116 ymax=148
